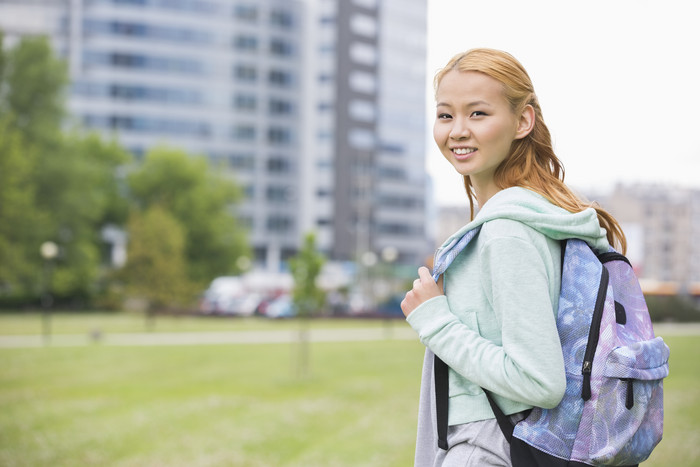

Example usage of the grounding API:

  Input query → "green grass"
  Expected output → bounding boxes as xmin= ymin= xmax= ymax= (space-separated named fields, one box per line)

xmin=0 ymin=314 xmax=697 ymax=466
xmin=0 ymin=335 xmax=424 ymax=466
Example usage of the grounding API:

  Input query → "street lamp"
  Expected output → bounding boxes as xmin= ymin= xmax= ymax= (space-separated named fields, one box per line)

xmin=40 ymin=241 xmax=58 ymax=344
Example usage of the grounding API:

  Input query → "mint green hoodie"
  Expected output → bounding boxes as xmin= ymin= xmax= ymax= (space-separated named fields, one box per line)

xmin=407 ymin=187 xmax=608 ymax=427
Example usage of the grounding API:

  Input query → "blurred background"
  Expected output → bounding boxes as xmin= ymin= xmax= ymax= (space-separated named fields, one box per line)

xmin=0 ymin=1 xmax=698 ymax=466
xmin=0 ymin=0 xmax=698 ymax=314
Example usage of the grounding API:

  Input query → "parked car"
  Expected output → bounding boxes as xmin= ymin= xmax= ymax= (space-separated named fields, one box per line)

xmin=264 ymin=294 xmax=296 ymax=319
xmin=198 ymin=276 xmax=244 ymax=315
xmin=216 ymin=293 xmax=264 ymax=316
xmin=376 ymin=295 xmax=405 ymax=318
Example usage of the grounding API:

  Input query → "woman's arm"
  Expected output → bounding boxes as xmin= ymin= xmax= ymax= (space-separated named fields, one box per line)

xmin=405 ymin=235 xmax=565 ymax=408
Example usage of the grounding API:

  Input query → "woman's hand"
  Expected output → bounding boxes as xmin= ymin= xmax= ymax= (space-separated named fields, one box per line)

xmin=401 ymin=266 xmax=443 ymax=317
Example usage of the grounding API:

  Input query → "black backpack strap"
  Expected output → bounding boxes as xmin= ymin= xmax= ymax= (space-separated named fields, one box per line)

xmin=435 ymin=359 xmax=520 ymax=449
xmin=484 ymin=390 xmax=515 ymax=443
xmin=434 ymin=354 xmax=449 ymax=450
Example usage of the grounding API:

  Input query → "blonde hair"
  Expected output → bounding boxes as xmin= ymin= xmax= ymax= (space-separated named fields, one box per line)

xmin=434 ymin=48 xmax=626 ymax=253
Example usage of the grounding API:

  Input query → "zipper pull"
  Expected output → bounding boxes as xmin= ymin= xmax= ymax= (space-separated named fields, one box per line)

xmin=581 ymin=361 xmax=592 ymax=400
xmin=625 ymin=379 xmax=634 ymax=410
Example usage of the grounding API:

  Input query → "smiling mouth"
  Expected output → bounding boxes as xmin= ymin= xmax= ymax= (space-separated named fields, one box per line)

xmin=453 ymin=148 xmax=476 ymax=155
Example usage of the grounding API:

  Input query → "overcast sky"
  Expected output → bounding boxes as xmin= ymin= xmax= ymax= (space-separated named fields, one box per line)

xmin=424 ymin=0 xmax=700 ymax=207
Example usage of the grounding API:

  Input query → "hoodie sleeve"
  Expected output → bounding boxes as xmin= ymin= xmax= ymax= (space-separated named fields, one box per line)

xmin=406 ymin=227 xmax=566 ymax=409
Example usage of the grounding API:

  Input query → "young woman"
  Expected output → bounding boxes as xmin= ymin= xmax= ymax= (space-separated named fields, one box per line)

xmin=401 ymin=49 xmax=626 ymax=466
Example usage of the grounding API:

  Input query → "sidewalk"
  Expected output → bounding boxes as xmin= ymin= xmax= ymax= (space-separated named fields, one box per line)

xmin=0 ymin=325 xmax=418 ymax=348
xmin=0 ymin=322 xmax=695 ymax=349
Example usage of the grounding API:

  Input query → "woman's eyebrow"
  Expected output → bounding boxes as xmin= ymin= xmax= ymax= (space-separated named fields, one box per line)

xmin=436 ymin=100 xmax=492 ymax=108
xmin=466 ymin=100 xmax=491 ymax=107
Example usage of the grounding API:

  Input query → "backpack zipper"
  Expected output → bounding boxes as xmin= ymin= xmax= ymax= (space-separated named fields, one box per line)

xmin=581 ymin=264 xmax=609 ymax=400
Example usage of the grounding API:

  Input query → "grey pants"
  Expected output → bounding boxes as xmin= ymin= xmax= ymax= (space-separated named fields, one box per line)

xmin=432 ymin=412 xmax=527 ymax=467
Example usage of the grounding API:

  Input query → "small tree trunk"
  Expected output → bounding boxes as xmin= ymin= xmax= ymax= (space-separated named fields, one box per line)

xmin=296 ymin=309 xmax=311 ymax=378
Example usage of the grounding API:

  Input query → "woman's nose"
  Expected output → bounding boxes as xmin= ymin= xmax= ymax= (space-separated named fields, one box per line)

xmin=449 ymin=118 xmax=470 ymax=139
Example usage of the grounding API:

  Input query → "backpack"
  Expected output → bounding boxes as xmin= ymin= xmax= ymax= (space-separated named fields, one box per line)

xmin=433 ymin=228 xmax=670 ymax=466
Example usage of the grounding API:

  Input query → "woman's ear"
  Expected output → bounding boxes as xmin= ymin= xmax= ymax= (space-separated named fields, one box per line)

xmin=515 ymin=104 xmax=535 ymax=139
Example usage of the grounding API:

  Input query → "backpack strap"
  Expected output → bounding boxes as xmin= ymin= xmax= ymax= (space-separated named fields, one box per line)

xmin=435 ymin=369 xmax=527 ymax=448
xmin=484 ymin=390 xmax=516 ymax=442
xmin=434 ymin=354 xmax=450 ymax=450
xmin=432 ymin=226 xmax=483 ymax=450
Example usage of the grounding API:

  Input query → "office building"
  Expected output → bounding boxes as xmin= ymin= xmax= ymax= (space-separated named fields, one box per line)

xmin=0 ymin=0 xmax=431 ymax=271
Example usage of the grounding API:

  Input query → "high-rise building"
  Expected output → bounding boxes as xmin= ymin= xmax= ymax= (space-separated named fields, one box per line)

xmin=0 ymin=0 xmax=431 ymax=271
xmin=598 ymin=184 xmax=700 ymax=291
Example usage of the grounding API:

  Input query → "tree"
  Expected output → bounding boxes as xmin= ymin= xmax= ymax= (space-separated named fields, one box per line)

xmin=0 ymin=118 xmax=46 ymax=299
xmin=35 ymin=132 xmax=130 ymax=301
xmin=120 ymin=206 xmax=193 ymax=310
xmin=0 ymin=34 xmax=131 ymax=305
xmin=127 ymin=146 xmax=249 ymax=286
xmin=288 ymin=232 xmax=326 ymax=377
xmin=0 ymin=33 xmax=67 ymax=148
xmin=289 ymin=233 xmax=326 ymax=317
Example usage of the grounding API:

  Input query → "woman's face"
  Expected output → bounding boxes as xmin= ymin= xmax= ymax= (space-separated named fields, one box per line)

xmin=433 ymin=70 xmax=526 ymax=196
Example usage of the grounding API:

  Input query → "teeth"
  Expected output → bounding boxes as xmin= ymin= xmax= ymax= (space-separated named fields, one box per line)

xmin=453 ymin=148 xmax=476 ymax=155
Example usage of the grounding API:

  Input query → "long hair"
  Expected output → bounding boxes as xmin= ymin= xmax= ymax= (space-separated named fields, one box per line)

xmin=434 ymin=48 xmax=626 ymax=253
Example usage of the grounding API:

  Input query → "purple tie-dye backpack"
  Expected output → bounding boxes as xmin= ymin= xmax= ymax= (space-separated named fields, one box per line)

xmin=434 ymin=233 xmax=670 ymax=466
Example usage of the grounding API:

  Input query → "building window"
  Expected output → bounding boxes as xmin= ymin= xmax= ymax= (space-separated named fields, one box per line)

xmin=267 ymin=157 xmax=291 ymax=173
xmin=270 ymin=9 xmax=294 ymax=28
xmin=377 ymin=166 xmax=405 ymax=180
xmin=270 ymin=38 xmax=294 ymax=57
xmin=234 ymin=64 xmax=257 ymax=82
xmin=267 ymin=127 xmax=292 ymax=144
xmin=269 ymin=98 xmax=294 ymax=115
xmin=93 ymin=114 xmax=209 ymax=137
xmin=234 ymin=93 xmax=257 ymax=110
xmin=234 ymin=4 xmax=257 ymax=21
xmin=377 ymin=222 xmax=413 ymax=236
xmin=105 ymin=52 xmax=203 ymax=74
xmin=234 ymin=35 xmax=258 ymax=51
xmin=232 ymin=125 xmax=257 ymax=141
xmin=350 ymin=13 xmax=377 ymax=37
xmin=349 ymin=71 xmax=376 ymax=94
xmin=349 ymin=42 xmax=377 ymax=66
xmin=349 ymin=99 xmax=375 ymax=122
xmin=266 ymin=186 xmax=290 ymax=202
xmin=267 ymin=215 xmax=293 ymax=232
xmin=348 ymin=128 xmax=374 ymax=150
xmin=229 ymin=153 xmax=255 ymax=170
xmin=353 ymin=0 xmax=378 ymax=9
xmin=268 ymin=69 xmax=293 ymax=87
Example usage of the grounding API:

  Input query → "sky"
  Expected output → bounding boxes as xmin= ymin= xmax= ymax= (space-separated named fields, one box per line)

xmin=424 ymin=0 xmax=700 ymax=207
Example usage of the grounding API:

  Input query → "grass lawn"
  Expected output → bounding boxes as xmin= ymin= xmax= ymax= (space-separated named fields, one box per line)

xmin=0 ymin=313 xmax=698 ymax=466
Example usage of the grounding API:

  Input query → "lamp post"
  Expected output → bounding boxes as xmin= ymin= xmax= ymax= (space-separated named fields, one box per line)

xmin=40 ymin=241 xmax=58 ymax=345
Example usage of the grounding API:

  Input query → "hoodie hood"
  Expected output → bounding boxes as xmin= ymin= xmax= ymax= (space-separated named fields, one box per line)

xmin=440 ymin=187 xmax=609 ymax=253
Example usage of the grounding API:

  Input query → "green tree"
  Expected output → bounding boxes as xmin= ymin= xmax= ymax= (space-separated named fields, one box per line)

xmin=35 ymin=132 xmax=130 ymax=300
xmin=121 ymin=206 xmax=193 ymax=310
xmin=127 ymin=147 xmax=249 ymax=285
xmin=289 ymin=233 xmax=326 ymax=317
xmin=0 ymin=118 xmax=47 ymax=299
xmin=0 ymin=33 xmax=67 ymax=147
xmin=0 ymin=34 xmax=131 ymax=304
xmin=288 ymin=232 xmax=326 ymax=377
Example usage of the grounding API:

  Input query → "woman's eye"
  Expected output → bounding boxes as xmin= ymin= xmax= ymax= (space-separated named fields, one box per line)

xmin=437 ymin=113 xmax=452 ymax=120
xmin=470 ymin=111 xmax=486 ymax=117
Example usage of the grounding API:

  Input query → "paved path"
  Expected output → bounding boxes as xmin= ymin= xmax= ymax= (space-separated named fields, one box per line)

xmin=0 ymin=322 xmax=696 ymax=349
xmin=0 ymin=326 xmax=418 ymax=348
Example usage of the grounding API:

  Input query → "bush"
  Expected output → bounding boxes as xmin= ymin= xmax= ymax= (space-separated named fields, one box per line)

xmin=646 ymin=294 xmax=700 ymax=322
